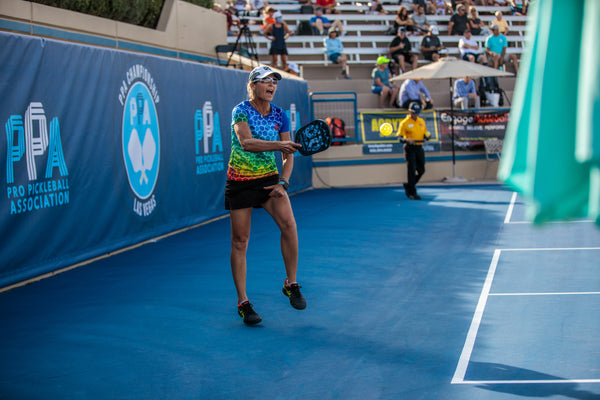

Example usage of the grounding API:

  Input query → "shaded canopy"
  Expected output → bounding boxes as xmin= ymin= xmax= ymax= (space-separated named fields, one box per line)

xmin=389 ymin=57 xmax=513 ymax=81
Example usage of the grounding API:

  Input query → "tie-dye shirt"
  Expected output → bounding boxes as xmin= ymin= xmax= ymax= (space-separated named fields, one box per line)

xmin=227 ymin=101 xmax=290 ymax=181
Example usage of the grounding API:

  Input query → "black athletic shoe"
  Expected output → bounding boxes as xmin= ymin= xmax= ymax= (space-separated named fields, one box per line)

xmin=237 ymin=301 xmax=262 ymax=325
xmin=282 ymin=281 xmax=307 ymax=310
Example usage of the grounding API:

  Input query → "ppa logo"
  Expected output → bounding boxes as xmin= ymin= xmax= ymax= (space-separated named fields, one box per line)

xmin=194 ymin=101 xmax=224 ymax=175
xmin=5 ymin=102 xmax=70 ymax=215
xmin=118 ymin=64 xmax=160 ymax=217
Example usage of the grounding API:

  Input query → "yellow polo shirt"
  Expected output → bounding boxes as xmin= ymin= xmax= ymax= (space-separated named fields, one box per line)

xmin=397 ymin=115 xmax=427 ymax=144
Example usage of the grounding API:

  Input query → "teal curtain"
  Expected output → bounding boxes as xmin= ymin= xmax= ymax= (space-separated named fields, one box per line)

xmin=498 ymin=0 xmax=600 ymax=226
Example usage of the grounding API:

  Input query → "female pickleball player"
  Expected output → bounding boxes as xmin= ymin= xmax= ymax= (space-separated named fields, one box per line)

xmin=225 ymin=66 xmax=307 ymax=325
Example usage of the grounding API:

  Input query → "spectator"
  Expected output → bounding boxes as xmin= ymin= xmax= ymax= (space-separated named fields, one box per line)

xmin=486 ymin=24 xmax=519 ymax=73
xmin=264 ymin=11 xmax=292 ymax=71
xmin=316 ymin=0 xmax=340 ymax=14
xmin=491 ymin=10 xmax=509 ymax=35
xmin=448 ymin=4 xmax=469 ymax=35
xmin=411 ymin=4 xmax=431 ymax=35
xmin=214 ymin=4 xmax=234 ymax=36
xmin=450 ymin=0 xmax=475 ymax=8
xmin=285 ymin=62 xmax=300 ymax=76
xmin=393 ymin=6 xmax=415 ymax=35
xmin=371 ymin=56 xmax=400 ymax=108
xmin=261 ymin=6 xmax=276 ymax=35
xmin=467 ymin=6 xmax=490 ymax=36
xmin=399 ymin=79 xmax=434 ymax=109
xmin=411 ymin=0 xmax=436 ymax=15
xmin=388 ymin=27 xmax=418 ymax=73
xmin=324 ymin=28 xmax=351 ymax=79
xmin=247 ymin=0 xmax=266 ymax=13
xmin=233 ymin=0 xmax=247 ymax=13
xmin=453 ymin=76 xmax=480 ymax=109
xmin=434 ymin=0 xmax=451 ymax=15
xmin=509 ymin=0 xmax=527 ymax=15
xmin=366 ymin=0 xmax=387 ymax=15
xmin=420 ymin=26 xmax=444 ymax=62
xmin=459 ymin=30 xmax=487 ymax=64
xmin=310 ymin=7 xmax=343 ymax=35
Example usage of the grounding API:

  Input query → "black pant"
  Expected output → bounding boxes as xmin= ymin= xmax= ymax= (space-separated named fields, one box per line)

xmin=405 ymin=144 xmax=425 ymax=194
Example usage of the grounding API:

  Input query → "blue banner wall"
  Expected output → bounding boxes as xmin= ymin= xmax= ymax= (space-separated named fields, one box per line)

xmin=0 ymin=32 xmax=311 ymax=288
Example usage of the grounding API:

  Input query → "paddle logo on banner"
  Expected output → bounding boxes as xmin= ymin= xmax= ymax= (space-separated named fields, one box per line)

xmin=119 ymin=64 xmax=161 ymax=218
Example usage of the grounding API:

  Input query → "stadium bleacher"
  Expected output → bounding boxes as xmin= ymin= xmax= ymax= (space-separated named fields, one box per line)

xmin=227 ymin=1 xmax=527 ymax=71
xmin=224 ymin=0 xmax=528 ymax=109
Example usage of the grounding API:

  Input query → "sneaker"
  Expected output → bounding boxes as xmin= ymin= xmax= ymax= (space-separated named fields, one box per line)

xmin=282 ymin=281 xmax=306 ymax=310
xmin=237 ymin=301 xmax=262 ymax=325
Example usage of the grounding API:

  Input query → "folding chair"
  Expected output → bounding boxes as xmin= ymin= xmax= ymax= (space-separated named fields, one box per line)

xmin=483 ymin=139 xmax=503 ymax=179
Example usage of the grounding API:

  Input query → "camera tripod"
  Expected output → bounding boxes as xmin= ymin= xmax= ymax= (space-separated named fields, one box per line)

xmin=227 ymin=23 xmax=260 ymax=68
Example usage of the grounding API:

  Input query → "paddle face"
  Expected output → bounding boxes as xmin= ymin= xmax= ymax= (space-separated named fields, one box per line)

xmin=294 ymin=119 xmax=332 ymax=156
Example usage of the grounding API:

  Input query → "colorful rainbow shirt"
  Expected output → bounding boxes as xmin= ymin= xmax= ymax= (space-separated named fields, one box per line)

xmin=227 ymin=101 xmax=290 ymax=181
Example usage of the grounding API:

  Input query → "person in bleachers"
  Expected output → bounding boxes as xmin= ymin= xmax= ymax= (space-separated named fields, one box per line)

xmin=467 ymin=6 xmax=490 ymax=36
xmin=450 ymin=0 xmax=475 ymax=9
xmin=509 ymin=0 xmax=527 ymax=15
xmin=459 ymin=30 xmax=487 ymax=64
xmin=371 ymin=56 xmax=400 ymax=108
xmin=393 ymin=6 xmax=416 ymax=35
xmin=366 ymin=0 xmax=387 ymax=15
xmin=453 ymin=76 xmax=481 ymax=109
xmin=389 ymin=27 xmax=418 ymax=73
xmin=247 ymin=0 xmax=267 ymax=13
xmin=491 ymin=10 xmax=509 ymax=35
xmin=448 ymin=4 xmax=469 ymax=35
xmin=316 ymin=0 xmax=340 ymax=15
xmin=399 ymin=79 xmax=434 ymax=109
xmin=420 ymin=26 xmax=444 ymax=62
xmin=310 ymin=7 xmax=344 ymax=35
xmin=285 ymin=62 xmax=300 ymax=76
xmin=261 ymin=6 xmax=276 ymax=35
xmin=324 ymin=28 xmax=351 ymax=79
xmin=486 ymin=24 xmax=519 ymax=73
xmin=411 ymin=0 xmax=436 ymax=15
xmin=411 ymin=4 xmax=431 ymax=35
xmin=433 ymin=0 xmax=451 ymax=15
xmin=264 ymin=11 xmax=292 ymax=71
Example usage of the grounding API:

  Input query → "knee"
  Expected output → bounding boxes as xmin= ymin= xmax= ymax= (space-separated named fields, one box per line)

xmin=231 ymin=234 xmax=249 ymax=252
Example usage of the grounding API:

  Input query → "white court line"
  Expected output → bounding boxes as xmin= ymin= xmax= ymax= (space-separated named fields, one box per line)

xmin=452 ymin=247 xmax=600 ymax=385
xmin=504 ymin=192 xmax=517 ymax=224
xmin=490 ymin=292 xmax=600 ymax=296
xmin=451 ymin=249 xmax=501 ymax=384
xmin=456 ymin=379 xmax=600 ymax=385
xmin=501 ymin=247 xmax=600 ymax=251
xmin=502 ymin=192 xmax=595 ymax=224
xmin=508 ymin=219 xmax=595 ymax=224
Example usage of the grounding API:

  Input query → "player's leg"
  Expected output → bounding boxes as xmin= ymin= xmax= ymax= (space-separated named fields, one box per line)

xmin=263 ymin=194 xmax=298 ymax=283
xmin=230 ymin=207 xmax=262 ymax=324
xmin=262 ymin=194 xmax=306 ymax=310
xmin=230 ymin=207 xmax=253 ymax=304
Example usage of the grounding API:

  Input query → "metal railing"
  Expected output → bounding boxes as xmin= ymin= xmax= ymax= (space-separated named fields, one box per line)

xmin=309 ymin=91 xmax=361 ymax=145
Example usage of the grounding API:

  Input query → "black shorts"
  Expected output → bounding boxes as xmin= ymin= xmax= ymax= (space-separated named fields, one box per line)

xmin=225 ymin=175 xmax=279 ymax=210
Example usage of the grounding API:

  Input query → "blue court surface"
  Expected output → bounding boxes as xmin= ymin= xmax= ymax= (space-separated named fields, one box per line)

xmin=1 ymin=184 xmax=599 ymax=400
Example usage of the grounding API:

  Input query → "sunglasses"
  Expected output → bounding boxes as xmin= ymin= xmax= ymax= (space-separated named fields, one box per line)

xmin=254 ymin=77 xmax=279 ymax=85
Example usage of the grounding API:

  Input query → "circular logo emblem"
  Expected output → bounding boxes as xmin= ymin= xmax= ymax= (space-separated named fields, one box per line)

xmin=122 ymin=81 xmax=160 ymax=200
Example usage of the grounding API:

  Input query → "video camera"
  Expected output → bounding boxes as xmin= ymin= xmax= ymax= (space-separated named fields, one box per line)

xmin=235 ymin=10 xmax=262 ymax=25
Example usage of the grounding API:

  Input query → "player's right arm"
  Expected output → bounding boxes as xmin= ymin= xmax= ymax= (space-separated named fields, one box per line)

xmin=234 ymin=121 xmax=300 ymax=154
